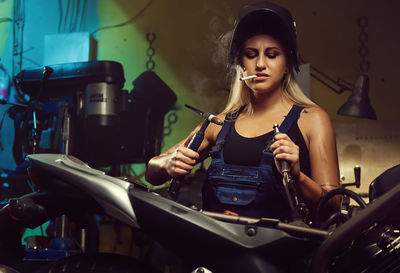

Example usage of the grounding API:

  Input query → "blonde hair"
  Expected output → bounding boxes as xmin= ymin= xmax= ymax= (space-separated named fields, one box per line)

xmin=222 ymin=65 xmax=316 ymax=116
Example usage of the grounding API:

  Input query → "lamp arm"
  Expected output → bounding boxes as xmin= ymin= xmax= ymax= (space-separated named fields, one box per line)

xmin=310 ymin=73 xmax=347 ymax=94
xmin=309 ymin=65 xmax=352 ymax=94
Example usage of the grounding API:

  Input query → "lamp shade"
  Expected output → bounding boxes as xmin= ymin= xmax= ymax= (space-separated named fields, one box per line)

xmin=337 ymin=75 xmax=376 ymax=120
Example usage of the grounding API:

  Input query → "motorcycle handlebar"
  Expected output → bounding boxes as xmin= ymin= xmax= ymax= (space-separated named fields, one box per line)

xmin=310 ymin=183 xmax=400 ymax=273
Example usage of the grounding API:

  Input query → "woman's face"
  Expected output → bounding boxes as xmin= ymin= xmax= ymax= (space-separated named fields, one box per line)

xmin=240 ymin=34 xmax=288 ymax=94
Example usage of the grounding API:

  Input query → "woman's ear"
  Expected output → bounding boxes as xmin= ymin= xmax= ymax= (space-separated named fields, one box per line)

xmin=238 ymin=65 xmax=246 ymax=75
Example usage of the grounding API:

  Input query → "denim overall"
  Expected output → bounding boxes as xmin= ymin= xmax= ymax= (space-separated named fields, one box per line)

xmin=202 ymin=105 xmax=304 ymax=220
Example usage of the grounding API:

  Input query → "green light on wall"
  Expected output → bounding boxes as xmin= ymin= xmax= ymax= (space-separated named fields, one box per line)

xmin=0 ymin=0 xmax=12 ymax=56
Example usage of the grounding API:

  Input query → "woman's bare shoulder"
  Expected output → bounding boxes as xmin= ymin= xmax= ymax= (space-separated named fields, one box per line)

xmin=298 ymin=106 xmax=335 ymax=142
xmin=300 ymin=106 xmax=331 ymax=122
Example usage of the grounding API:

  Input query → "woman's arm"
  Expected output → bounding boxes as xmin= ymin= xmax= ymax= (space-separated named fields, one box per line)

xmin=300 ymin=107 xmax=341 ymax=208
xmin=144 ymin=132 xmax=197 ymax=185
xmin=145 ymin=120 xmax=221 ymax=185
xmin=272 ymin=107 xmax=341 ymax=211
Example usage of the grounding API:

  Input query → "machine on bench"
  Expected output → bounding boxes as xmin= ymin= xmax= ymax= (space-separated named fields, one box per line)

xmin=14 ymin=60 xmax=176 ymax=168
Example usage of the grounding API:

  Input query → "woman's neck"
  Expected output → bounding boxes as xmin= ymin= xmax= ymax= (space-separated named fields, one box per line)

xmin=250 ymin=86 xmax=291 ymax=115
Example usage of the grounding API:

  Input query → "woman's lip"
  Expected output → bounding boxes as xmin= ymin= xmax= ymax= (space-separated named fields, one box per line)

xmin=255 ymin=74 xmax=270 ymax=80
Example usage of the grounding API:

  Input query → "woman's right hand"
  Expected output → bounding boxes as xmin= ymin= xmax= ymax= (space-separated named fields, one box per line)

xmin=165 ymin=132 xmax=200 ymax=178
xmin=146 ymin=121 xmax=217 ymax=185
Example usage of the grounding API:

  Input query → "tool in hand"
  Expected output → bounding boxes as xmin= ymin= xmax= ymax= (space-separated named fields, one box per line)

xmin=272 ymin=124 xmax=299 ymax=215
xmin=168 ymin=105 xmax=223 ymax=197
xmin=184 ymin=104 xmax=223 ymax=126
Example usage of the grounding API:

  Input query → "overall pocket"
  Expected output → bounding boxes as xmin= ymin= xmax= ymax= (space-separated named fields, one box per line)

xmin=216 ymin=183 xmax=258 ymax=206
xmin=213 ymin=168 xmax=261 ymax=206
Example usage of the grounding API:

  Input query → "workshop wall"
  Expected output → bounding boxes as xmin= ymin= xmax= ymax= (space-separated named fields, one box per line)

xmin=0 ymin=0 xmax=399 ymax=180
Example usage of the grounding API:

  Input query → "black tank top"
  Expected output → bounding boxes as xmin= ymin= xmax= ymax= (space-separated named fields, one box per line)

xmin=223 ymin=121 xmax=311 ymax=177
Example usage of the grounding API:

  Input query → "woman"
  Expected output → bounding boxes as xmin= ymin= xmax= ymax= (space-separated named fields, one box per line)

xmin=145 ymin=2 xmax=340 ymax=221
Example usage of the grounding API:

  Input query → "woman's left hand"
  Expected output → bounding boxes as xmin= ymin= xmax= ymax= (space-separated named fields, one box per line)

xmin=270 ymin=133 xmax=301 ymax=181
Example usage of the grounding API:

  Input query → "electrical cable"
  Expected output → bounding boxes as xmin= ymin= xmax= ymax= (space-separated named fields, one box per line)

xmin=0 ymin=106 xmax=11 ymax=152
xmin=12 ymin=0 xmax=26 ymax=103
xmin=58 ymin=0 xmax=63 ymax=33
xmin=73 ymin=0 xmax=80 ymax=32
xmin=69 ymin=0 xmax=76 ymax=32
xmin=0 ymin=18 xmax=12 ymax=24
xmin=79 ymin=0 xmax=87 ymax=32
xmin=63 ymin=0 xmax=71 ymax=33
xmin=91 ymin=0 xmax=153 ymax=35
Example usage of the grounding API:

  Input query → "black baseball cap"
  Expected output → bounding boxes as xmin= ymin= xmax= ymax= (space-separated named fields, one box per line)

xmin=227 ymin=2 xmax=300 ymax=72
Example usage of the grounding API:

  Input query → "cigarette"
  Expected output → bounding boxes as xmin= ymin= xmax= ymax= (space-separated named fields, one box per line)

xmin=240 ymin=75 xmax=257 ymax=81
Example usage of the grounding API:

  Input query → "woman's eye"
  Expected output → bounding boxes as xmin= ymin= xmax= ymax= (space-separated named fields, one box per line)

xmin=266 ymin=53 xmax=279 ymax=59
xmin=245 ymin=52 xmax=257 ymax=59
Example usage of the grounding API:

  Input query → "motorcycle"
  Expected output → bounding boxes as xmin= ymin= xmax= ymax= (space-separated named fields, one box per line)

xmin=0 ymin=153 xmax=400 ymax=273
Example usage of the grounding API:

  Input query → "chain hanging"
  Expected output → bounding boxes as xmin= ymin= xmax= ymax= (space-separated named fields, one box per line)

xmin=163 ymin=110 xmax=178 ymax=138
xmin=357 ymin=17 xmax=370 ymax=74
xmin=146 ymin=32 xmax=156 ymax=70
xmin=145 ymin=32 xmax=177 ymax=147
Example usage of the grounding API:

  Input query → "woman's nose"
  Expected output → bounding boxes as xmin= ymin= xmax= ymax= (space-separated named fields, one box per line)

xmin=256 ymin=55 xmax=266 ymax=70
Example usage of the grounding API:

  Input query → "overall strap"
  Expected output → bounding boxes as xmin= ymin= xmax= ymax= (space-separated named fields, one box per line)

xmin=215 ymin=106 xmax=245 ymax=146
xmin=215 ymin=117 xmax=232 ymax=146
xmin=278 ymin=105 xmax=304 ymax=133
